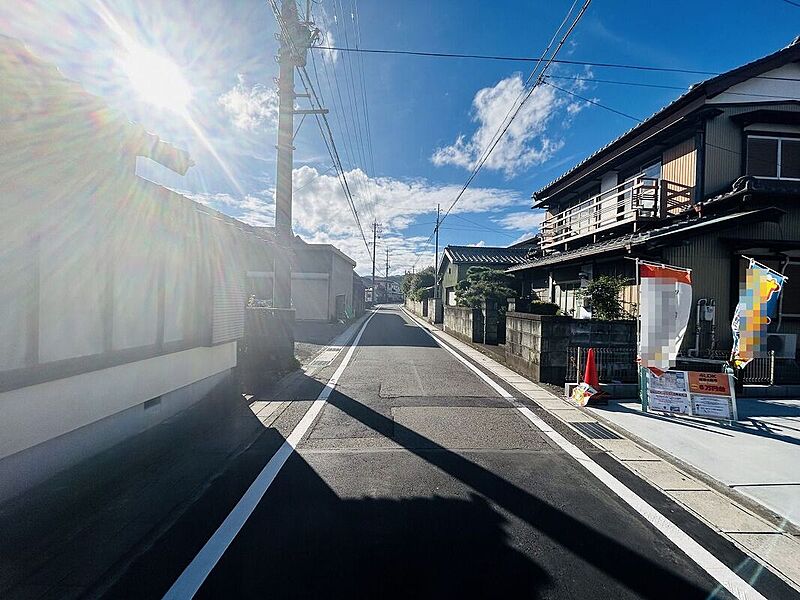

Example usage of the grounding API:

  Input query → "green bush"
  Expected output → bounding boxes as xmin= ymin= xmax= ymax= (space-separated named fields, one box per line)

xmin=455 ymin=267 xmax=515 ymax=309
xmin=402 ymin=266 xmax=435 ymax=301
xmin=577 ymin=274 xmax=632 ymax=320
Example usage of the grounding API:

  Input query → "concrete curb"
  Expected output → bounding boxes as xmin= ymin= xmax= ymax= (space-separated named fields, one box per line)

xmin=401 ymin=307 xmax=800 ymax=592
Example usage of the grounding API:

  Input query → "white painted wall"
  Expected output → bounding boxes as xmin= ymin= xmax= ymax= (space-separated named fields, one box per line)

xmin=38 ymin=218 xmax=105 ymax=362
xmin=0 ymin=341 xmax=236 ymax=461
xmin=0 ymin=226 xmax=29 ymax=371
xmin=113 ymin=229 xmax=160 ymax=350
xmin=709 ymin=63 xmax=800 ymax=104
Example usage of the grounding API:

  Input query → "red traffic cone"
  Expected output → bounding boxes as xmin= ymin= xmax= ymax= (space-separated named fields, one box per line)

xmin=583 ymin=348 xmax=600 ymax=390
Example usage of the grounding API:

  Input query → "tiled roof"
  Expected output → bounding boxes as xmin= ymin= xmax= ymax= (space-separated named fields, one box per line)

xmin=444 ymin=245 xmax=532 ymax=265
xmin=533 ymin=38 xmax=800 ymax=204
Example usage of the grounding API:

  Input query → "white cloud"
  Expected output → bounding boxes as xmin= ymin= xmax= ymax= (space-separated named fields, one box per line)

xmin=182 ymin=166 xmax=525 ymax=273
xmin=467 ymin=240 xmax=486 ymax=247
xmin=321 ymin=30 xmax=338 ymax=64
xmin=288 ymin=165 xmax=523 ymax=239
xmin=494 ymin=210 xmax=546 ymax=232
xmin=218 ymin=74 xmax=279 ymax=131
xmin=432 ymin=70 xmax=591 ymax=177
xmin=182 ymin=190 xmax=276 ymax=227
xmin=510 ymin=231 xmax=538 ymax=246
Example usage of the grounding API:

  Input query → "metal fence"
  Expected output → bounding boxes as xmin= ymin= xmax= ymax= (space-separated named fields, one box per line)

xmin=568 ymin=346 xmax=638 ymax=383
xmin=741 ymin=351 xmax=776 ymax=385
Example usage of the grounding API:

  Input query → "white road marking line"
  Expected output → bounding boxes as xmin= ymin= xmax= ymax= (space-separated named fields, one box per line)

xmin=402 ymin=308 xmax=767 ymax=600
xmin=163 ymin=310 xmax=379 ymax=599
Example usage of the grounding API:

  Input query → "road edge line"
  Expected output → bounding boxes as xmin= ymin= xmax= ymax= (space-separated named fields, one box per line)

xmin=401 ymin=307 xmax=767 ymax=600
xmin=163 ymin=309 xmax=379 ymax=599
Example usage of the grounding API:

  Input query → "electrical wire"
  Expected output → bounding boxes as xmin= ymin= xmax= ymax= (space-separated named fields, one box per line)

xmin=439 ymin=1 xmax=591 ymax=225
xmin=545 ymin=80 xmax=788 ymax=170
xmin=545 ymin=73 xmax=800 ymax=101
xmin=268 ymin=0 xmax=373 ymax=261
xmin=409 ymin=0 xmax=591 ymax=272
xmin=312 ymin=45 xmax=800 ymax=82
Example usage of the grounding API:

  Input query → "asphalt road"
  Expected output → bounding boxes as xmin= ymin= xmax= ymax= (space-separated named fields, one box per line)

xmin=104 ymin=305 xmax=796 ymax=599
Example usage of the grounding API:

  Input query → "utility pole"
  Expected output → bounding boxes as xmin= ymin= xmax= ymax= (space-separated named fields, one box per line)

xmin=273 ymin=1 xmax=318 ymax=308
xmin=434 ymin=203 xmax=440 ymax=300
xmin=371 ymin=221 xmax=377 ymax=305
xmin=385 ymin=246 xmax=389 ymax=303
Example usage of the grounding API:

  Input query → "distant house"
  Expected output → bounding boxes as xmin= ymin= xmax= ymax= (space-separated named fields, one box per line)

xmin=509 ymin=38 xmax=800 ymax=360
xmin=437 ymin=245 xmax=533 ymax=306
xmin=0 ymin=36 xmax=285 ymax=500
xmin=370 ymin=277 xmax=402 ymax=303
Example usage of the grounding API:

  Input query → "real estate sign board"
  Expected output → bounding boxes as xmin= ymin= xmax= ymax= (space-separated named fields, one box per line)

xmin=644 ymin=369 xmax=737 ymax=422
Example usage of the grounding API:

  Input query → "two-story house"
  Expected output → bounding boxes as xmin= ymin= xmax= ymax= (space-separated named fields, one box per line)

xmin=509 ymin=38 xmax=800 ymax=359
xmin=437 ymin=244 xmax=535 ymax=306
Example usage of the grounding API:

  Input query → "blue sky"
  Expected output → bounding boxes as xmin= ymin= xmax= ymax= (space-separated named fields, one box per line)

xmin=2 ymin=0 xmax=799 ymax=274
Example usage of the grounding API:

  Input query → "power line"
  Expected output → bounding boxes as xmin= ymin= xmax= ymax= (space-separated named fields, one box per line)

xmin=544 ymin=81 xmax=644 ymax=122
xmin=450 ymin=214 xmax=519 ymax=238
xmin=545 ymin=73 xmax=800 ymax=101
xmin=293 ymin=164 xmax=336 ymax=192
xmin=267 ymin=0 xmax=372 ymax=261
xmin=410 ymin=0 xmax=590 ymax=271
xmin=439 ymin=0 xmax=591 ymax=225
xmin=544 ymin=79 xmax=786 ymax=171
xmin=313 ymin=45 xmax=800 ymax=82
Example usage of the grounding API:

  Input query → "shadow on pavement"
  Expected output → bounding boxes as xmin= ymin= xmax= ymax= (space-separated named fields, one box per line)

xmin=102 ymin=319 xmax=721 ymax=599
xmin=354 ymin=311 xmax=439 ymax=348
xmin=605 ymin=397 xmax=800 ymax=447
xmin=316 ymin=387 xmax=713 ymax=599
xmin=197 ymin=463 xmax=550 ymax=598
xmin=0 ymin=382 xmax=269 ymax=599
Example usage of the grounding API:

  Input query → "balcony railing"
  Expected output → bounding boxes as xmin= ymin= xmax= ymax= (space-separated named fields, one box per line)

xmin=540 ymin=176 xmax=693 ymax=248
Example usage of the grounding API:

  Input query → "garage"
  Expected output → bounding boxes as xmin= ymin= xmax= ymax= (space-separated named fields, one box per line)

xmin=292 ymin=274 xmax=329 ymax=321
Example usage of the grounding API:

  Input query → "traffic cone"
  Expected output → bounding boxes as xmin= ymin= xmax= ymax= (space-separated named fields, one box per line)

xmin=584 ymin=348 xmax=600 ymax=390
xmin=571 ymin=348 xmax=608 ymax=406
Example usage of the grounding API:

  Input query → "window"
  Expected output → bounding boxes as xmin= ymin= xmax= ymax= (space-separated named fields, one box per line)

xmin=746 ymin=135 xmax=800 ymax=180
xmin=641 ymin=161 xmax=661 ymax=180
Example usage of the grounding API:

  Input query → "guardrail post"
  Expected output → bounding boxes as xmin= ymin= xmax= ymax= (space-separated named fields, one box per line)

xmin=576 ymin=346 xmax=582 ymax=383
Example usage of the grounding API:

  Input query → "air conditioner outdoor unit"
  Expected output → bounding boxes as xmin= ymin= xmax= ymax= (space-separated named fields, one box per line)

xmin=766 ymin=333 xmax=797 ymax=358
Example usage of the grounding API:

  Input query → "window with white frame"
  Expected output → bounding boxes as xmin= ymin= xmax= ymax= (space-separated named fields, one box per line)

xmin=746 ymin=135 xmax=800 ymax=180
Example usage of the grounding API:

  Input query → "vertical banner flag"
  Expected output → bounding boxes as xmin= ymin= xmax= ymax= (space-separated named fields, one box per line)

xmin=731 ymin=259 xmax=786 ymax=368
xmin=638 ymin=262 xmax=692 ymax=375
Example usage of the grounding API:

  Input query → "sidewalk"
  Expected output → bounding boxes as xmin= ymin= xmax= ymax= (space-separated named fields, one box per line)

xmin=0 ymin=318 xmax=363 ymax=599
xmin=588 ymin=397 xmax=800 ymax=528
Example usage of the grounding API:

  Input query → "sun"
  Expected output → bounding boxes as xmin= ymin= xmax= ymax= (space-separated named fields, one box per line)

xmin=122 ymin=44 xmax=192 ymax=113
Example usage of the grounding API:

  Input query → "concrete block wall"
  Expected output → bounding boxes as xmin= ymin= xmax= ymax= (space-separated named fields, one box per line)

xmin=240 ymin=308 xmax=296 ymax=392
xmin=505 ymin=313 xmax=572 ymax=384
xmin=405 ymin=299 xmax=427 ymax=318
xmin=444 ymin=306 xmax=483 ymax=343
xmin=505 ymin=313 xmax=637 ymax=385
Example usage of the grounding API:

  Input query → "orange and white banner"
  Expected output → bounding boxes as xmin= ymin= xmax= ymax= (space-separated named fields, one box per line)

xmin=638 ymin=263 xmax=692 ymax=375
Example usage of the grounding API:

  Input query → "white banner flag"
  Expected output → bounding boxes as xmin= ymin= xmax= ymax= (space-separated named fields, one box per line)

xmin=638 ymin=262 xmax=692 ymax=375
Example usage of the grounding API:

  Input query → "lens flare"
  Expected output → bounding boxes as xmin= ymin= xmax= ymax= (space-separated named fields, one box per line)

xmin=122 ymin=43 xmax=191 ymax=113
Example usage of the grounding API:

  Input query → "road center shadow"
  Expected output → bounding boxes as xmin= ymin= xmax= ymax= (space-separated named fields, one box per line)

xmin=314 ymin=387 xmax=713 ymax=599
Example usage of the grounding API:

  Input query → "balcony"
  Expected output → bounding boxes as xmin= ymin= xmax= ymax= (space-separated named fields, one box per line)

xmin=540 ymin=176 xmax=694 ymax=249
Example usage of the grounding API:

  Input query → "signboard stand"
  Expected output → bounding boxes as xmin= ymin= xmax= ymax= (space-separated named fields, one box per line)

xmin=639 ymin=368 xmax=738 ymax=425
